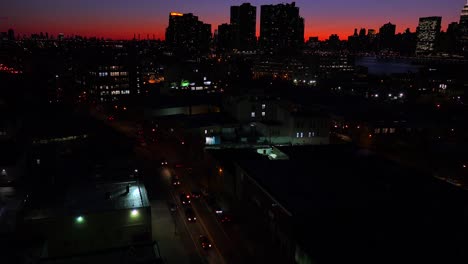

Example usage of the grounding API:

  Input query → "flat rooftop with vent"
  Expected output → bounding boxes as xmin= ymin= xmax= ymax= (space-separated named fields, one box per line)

xmin=23 ymin=181 xmax=152 ymax=259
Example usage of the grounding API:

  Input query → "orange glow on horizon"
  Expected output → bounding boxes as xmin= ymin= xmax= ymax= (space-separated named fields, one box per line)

xmin=170 ymin=12 xmax=183 ymax=16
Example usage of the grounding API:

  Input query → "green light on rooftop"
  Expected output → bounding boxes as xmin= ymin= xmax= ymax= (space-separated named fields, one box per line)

xmin=76 ymin=216 xmax=84 ymax=223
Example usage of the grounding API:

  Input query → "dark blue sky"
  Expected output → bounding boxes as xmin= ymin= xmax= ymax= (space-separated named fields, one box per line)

xmin=1 ymin=0 xmax=465 ymax=39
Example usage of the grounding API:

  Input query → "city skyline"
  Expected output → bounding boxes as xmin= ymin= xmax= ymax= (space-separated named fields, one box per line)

xmin=0 ymin=0 xmax=465 ymax=40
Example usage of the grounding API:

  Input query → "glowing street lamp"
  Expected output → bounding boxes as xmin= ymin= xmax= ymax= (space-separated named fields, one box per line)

xmin=75 ymin=216 xmax=84 ymax=223
xmin=131 ymin=209 xmax=139 ymax=217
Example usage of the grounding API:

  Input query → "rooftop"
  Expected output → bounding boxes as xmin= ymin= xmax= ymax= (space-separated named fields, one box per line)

xmin=26 ymin=181 xmax=150 ymax=220
xmin=209 ymin=144 xmax=468 ymax=263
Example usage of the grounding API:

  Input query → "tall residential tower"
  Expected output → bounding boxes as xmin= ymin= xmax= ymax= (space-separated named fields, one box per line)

xmin=416 ymin=16 xmax=442 ymax=55
xmin=460 ymin=1 xmax=468 ymax=50
xmin=165 ymin=12 xmax=212 ymax=55
xmin=231 ymin=3 xmax=257 ymax=51
xmin=260 ymin=2 xmax=304 ymax=53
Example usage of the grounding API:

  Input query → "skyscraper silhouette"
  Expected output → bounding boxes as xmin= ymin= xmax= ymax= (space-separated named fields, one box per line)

xmin=166 ymin=12 xmax=211 ymax=55
xmin=231 ymin=3 xmax=256 ymax=51
xmin=260 ymin=2 xmax=304 ymax=53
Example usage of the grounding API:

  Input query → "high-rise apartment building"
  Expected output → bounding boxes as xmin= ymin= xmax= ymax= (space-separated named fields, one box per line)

xmin=379 ymin=22 xmax=396 ymax=50
xmin=416 ymin=16 xmax=442 ymax=55
xmin=230 ymin=3 xmax=256 ymax=51
xmin=165 ymin=12 xmax=212 ymax=55
xmin=459 ymin=1 xmax=468 ymax=49
xmin=217 ymin=23 xmax=233 ymax=52
xmin=260 ymin=2 xmax=304 ymax=52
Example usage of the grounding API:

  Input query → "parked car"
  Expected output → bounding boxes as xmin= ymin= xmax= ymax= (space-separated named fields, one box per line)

xmin=168 ymin=202 xmax=177 ymax=213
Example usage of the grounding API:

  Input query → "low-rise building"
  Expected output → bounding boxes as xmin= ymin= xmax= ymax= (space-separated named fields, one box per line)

xmin=224 ymin=95 xmax=330 ymax=145
xmin=205 ymin=145 xmax=468 ymax=263
xmin=23 ymin=181 xmax=151 ymax=258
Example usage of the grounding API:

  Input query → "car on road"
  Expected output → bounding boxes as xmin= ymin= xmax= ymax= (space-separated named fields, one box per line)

xmin=185 ymin=208 xmax=196 ymax=222
xmin=217 ymin=212 xmax=232 ymax=223
xmin=171 ymin=176 xmax=181 ymax=187
xmin=199 ymin=235 xmax=212 ymax=249
xmin=180 ymin=193 xmax=191 ymax=205
xmin=159 ymin=158 xmax=168 ymax=166
xmin=190 ymin=190 xmax=201 ymax=199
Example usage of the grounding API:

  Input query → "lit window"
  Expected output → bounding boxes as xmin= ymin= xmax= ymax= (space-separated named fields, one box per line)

xmin=389 ymin=128 xmax=395 ymax=134
xmin=374 ymin=128 xmax=381 ymax=134
xmin=251 ymin=112 xmax=256 ymax=118
xmin=262 ymin=104 xmax=266 ymax=109
xmin=300 ymin=132 xmax=304 ymax=138
xmin=382 ymin=128 xmax=388 ymax=134
xmin=204 ymin=130 xmax=208 ymax=134
xmin=296 ymin=132 xmax=300 ymax=138
xmin=262 ymin=112 xmax=266 ymax=117
xmin=308 ymin=132 xmax=312 ymax=137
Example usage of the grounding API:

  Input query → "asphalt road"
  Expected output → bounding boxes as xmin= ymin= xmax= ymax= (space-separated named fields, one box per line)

xmin=94 ymin=109 xmax=242 ymax=264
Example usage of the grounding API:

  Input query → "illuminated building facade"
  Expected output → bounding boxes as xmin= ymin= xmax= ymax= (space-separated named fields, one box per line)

xmin=89 ymin=65 xmax=130 ymax=102
xmin=416 ymin=16 xmax=442 ymax=55
xmin=260 ymin=2 xmax=304 ymax=52
xmin=231 ymin=3 xmax=257 ymax=51
xmin=460 ymin=1 xmax=468 ymax=49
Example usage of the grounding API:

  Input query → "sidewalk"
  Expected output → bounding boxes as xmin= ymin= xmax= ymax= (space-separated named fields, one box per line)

xmin=151 ymin=199 xmax=195 ymax=264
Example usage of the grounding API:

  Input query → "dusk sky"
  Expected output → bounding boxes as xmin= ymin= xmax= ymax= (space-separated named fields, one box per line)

xmin=1 ymin=0 xmax=466 ymax=40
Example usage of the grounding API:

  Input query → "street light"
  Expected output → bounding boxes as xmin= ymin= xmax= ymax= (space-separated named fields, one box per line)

xmin=75 ymin=216 xmax=84 ymax=223
xmin=131 ymin=209 xmax=139 ymax=217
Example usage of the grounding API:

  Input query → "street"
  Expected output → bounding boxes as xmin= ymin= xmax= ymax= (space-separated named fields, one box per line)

xmin=93 ymin=107 xmax=248 ymax=264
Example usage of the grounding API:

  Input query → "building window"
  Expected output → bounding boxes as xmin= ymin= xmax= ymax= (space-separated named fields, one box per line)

xmin=262 ymin=112 xmax=266 ymax=117
xmin=204 ymin=129 xmax=208 ymax=134
xmin=251 ymin=112 xmax=256 ymax=118
xmin=374 ymin=128 xmax=381 ymax=134
xmin=300 ymin=132 xmax=304 ymax=138
xmin=296 ymin=132 xmax=300 ymax=138
xmin=389 ymin=128 xmax=396 ymax=134
xmin=308 ymin=132 xmax=312 ymax=137
xmin=262 ymin=104 xmax=266 ymax=109
xmin=382 ymin=128 xmax=388 ymax=134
